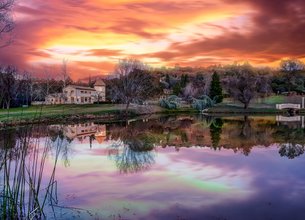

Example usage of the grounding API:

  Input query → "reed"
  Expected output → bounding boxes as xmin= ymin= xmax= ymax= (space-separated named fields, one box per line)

xmin=0 ymin=124 xmax=62 ymax=219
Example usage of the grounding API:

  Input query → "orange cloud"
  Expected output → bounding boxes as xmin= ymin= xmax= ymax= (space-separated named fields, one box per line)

xmin=0 ymin=0 xmax=304 ymax=79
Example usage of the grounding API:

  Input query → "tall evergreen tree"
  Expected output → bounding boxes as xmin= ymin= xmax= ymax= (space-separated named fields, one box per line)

xmin=209 ymin=72 xmax=223 ymax=103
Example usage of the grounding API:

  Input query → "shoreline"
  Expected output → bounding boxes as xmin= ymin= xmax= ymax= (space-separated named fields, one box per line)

xmin=0 ymin=104 xmax=298 ymax=128
xmin=0 ymin=107 xmax=199 ymax=128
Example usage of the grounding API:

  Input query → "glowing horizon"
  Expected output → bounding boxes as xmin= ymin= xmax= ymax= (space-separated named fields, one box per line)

xmin=1 ymin=0 xmax=305 ymax=79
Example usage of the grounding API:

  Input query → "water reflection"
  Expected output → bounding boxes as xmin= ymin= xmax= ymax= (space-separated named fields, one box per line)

xmin=109 ymin=140 xmax=156 ymax=174
xmin=279 ymin=143 xmax=305 ymax=159
xmin=0 ymin=126 xmax=61 ymax=219
xmin=0 ymin=126 xmax=97 ymax=219
xmin=1 ymin=115 xmax=305 ymax=219
xmin=48 ymin=115 xmax=305 ymax=159
xmin=49 ymin=122 xmax=107 ymax=146
xmin=209 ymin=118 xmax=223 ymax=149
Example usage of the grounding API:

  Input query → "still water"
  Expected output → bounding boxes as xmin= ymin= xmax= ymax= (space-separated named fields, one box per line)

xmin=1 ymin=115 xmax=305 ymax=220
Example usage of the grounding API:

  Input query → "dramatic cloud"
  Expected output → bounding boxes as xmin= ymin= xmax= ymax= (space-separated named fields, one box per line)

xmin=0 ymin=0 xmax=304 ymax=79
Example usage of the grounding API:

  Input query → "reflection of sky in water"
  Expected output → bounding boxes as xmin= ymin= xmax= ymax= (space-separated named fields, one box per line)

xmin=42 ymin=139 xmax=305 ymax=220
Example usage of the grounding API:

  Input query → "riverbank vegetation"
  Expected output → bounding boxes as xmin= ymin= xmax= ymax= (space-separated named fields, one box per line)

xmin=1 ymin=58 xmax=305 ymax=126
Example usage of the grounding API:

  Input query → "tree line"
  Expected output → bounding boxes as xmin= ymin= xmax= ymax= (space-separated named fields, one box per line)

xmin=108 ymin=58 xmax=305 ymax=110
xmin=0 ymin=61 xmax=75 ymax=108
xmin=1 ymin=58 xmax=304 ymax=110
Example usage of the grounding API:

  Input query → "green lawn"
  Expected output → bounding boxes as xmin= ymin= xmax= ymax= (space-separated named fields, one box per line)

xmin=259 ymin=96 xmax=285 ymax=105
xmin=222 ymin=95 xmax=304 ymax=107
xmin=208 ymin=95 xmax=305 ymax=114
xmin=0 ymin=104 xmax=126 ymax=122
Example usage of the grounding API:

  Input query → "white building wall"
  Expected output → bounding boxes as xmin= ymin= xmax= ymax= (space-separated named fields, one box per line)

xmin=47 ymin=84 xmax=106 ymax=105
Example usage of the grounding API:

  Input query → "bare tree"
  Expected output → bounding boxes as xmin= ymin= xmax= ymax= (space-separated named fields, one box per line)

xmin=280 ymin=59 xmax=305 ymax=93
xmin=0 ymin=67 xmax=4 ymax=106
xmin=0 ymin=0 xmax=15 ymax=47
xmin=109 ymin=68 xmax=157 ymax=114
xmin=280 ymin=59 xmax=304 ymax=73
xmin=43 ymin=65 xmax=52 ymax=97
xmin=31 ymin=66 xmax=53 ymax=102
xmin=183 ymin=82 xmax=196 ymax=99
xmin=192 ymin=73 xmax=208 ymax=98
xmin=17 ymin=71 xmax=33 ymax=106
xmin=0 ymin=65 xmax=17 ymax=109
xmin=113 ymin=58 xmax=149 ymax=76
xmin=61 ymin=59 xmax=70 ymax=89
xmin=223 ymin=64 xmax=268 ymax=109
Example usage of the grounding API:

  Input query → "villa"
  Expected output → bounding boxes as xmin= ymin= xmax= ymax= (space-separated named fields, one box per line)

xmin=46 ymin=80 xmax=106 ymax=105
xmin=49 ymin=123 xmax=107 ymax=143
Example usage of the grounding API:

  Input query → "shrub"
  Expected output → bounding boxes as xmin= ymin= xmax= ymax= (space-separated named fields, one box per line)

xmin=159 ymin=95 xmax=182 ymax=109
xmin=191 ymin=95 xmax=216 ymax=111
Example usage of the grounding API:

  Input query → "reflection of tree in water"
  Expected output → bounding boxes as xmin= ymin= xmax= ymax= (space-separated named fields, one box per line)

xmin=200 ymin=116 xmax=256 ymax=154
xmin=126 ymin=134 xmax=156 ymax=152
xmin=107 ymin=115 xmax=304 ymax=158
xmin=109 ymin=116 xmax=200 ymax=148
xmin=48 ymin=125 xmax=73 ymax=167
xmin=209 ymin=118 xmax=224 ymax=149
xmin=239 ymin=116 xmax=252 ymax=139
xmin=273 ymin=125 xmax=305 ymax=159
xmin=197 ymin=115 xmax=214 ymax=127
xmin=109 ymin=140 xmax=156 ymax=174
xmin=108 ymin=122 xmax=157 ymax=173
xmin=223 ymin=116 xmax=276 ymax=156
xmin=279 ymin=143 xmax=305 ymax=159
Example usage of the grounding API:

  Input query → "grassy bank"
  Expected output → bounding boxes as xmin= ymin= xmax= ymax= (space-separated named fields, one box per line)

xmin=0 ymin=104 xmax=200 ymax=127
xmin=0 ymin=104 xmax=127 ymax=126
xmin=0 ymin=95 xmax=300 ymax=127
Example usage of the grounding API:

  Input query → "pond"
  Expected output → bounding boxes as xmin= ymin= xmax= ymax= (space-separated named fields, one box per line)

xmin=1 ymin=115 xmax=305 ymax=220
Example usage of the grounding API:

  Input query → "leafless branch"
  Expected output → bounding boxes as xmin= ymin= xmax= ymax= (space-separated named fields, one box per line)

xmin=0 ymin=0 xmax=15 ymax=47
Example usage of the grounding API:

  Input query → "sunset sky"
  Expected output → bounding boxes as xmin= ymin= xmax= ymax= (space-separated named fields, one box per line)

xmin=1 ymin=0 xmax=305 ymax=79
